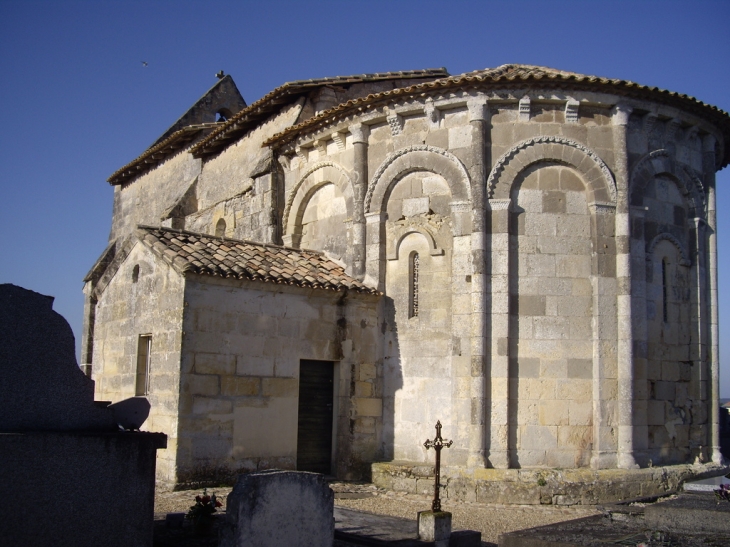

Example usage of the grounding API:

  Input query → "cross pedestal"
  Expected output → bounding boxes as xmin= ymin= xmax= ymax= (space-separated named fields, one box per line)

xmin=417 ymin=510 xmax=452 ymax=547
xmin=419 ymin=420 xmax=453 ymax=546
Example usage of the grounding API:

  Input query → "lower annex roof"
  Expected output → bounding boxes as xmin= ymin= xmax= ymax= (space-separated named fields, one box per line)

xmin=137 ymin=225 xmax=380 ymax=295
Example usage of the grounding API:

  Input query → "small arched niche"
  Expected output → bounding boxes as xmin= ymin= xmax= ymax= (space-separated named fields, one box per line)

xmin=215 ymin=218 xmax=226 ymax=237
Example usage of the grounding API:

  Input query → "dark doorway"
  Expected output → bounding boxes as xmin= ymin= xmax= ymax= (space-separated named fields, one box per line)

xmin=297 ymin=359 xmax=334 ymax=474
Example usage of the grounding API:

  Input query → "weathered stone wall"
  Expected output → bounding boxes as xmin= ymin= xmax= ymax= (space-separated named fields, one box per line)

xmin=176 ymin=275 xmax=382 ymax=484
xmin=92 ymin=69 xmax=727 ymax=482
xmin=109 ymin=151 xmax=202 ymax=242
xmin=92 ymin=243 xmax=185 ymax=483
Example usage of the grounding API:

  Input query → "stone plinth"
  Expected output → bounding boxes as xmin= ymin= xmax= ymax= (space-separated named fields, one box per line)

xmin=418 ymin=510 xmax=451 ymax=546
xmin=373 ymin=461 xmax=730 ymax=505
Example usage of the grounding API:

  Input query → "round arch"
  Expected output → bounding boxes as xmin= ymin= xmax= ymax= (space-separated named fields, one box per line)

xmin=487 ymin=136 xmax=617 ymax=204
xmin=365 ymin=145 xmax=471 ymax=214
xmin=387 ymin=226 xmax=444 ymax=261
xmin=283 ymin=161 xmax=354 ymax=237
xmin=647 ymin=232 xmax=692 ymax=267
xmin=629 ymin=149 xmax=705 ymax=219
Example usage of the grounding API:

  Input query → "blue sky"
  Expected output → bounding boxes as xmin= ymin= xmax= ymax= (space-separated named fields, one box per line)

xmin=1 ymin=0 xmax=729 ymax=393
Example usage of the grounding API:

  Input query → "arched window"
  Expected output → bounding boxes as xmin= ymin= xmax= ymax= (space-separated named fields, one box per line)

xmin=409 ymin=251 xmax=419 ymax=318
xmin=132 ymin=264 xmax=140 ymax=283
xmin=215 ymin=218 xmax=226 ymax=237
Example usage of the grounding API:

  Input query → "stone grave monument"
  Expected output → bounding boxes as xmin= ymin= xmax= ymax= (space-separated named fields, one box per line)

xmin=0 ymin=284 xmax=166 ymax=547
xmin=220 ymin=469 xmax=335 ymax=547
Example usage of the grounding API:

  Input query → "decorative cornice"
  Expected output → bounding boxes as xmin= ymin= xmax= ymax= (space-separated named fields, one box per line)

xmin=647 ymin=232 xmax=691 ymax=266
xmin=365 ymin=145 xmax=471 ymax=212
xmin=283 ymin=161 xmax=352 ymax=229
xmin=449 ymin=200 xmax=471 ymax=213
xmin=589 ymin=203 xmax=616 ymax=215
xmin=486 ymin=135 xmax=617 ymax=203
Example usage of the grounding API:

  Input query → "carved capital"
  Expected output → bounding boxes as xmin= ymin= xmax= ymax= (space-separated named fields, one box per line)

xmin=349 ymin=123 xmax=370 ymax=144
xmin=487 ymin=199 xmax=511 ymax=211
xmin=612 ymin=103 xmax=632 ymax=126
xmin=467 ymin=96 xmax=489 ymax=122
xmin=365 ymin=211 xmax=387 ymax=224
xmin=703 ymin=134 xmax=717 ymax=153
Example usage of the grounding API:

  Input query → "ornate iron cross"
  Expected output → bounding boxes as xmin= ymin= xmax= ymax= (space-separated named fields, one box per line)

xmin=423 ymin=420 xmax=453 ymax=512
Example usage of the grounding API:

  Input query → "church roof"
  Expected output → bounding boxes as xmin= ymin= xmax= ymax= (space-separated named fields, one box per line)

xmin=108 ymin=74 xmax=246 ymax=186
xmin=264 ymin=64 xmax=730 ymax=167
xmin=136 ymin=226 xmax=380 ymax=295
xmin=108 ymin=124 xmax=218 ymax=186
xmin=190 ymin=69 xmax=449 ymax=158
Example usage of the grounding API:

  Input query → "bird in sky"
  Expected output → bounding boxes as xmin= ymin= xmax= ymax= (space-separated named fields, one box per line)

xmin=142 ymin=61 xmax=148 ymax=67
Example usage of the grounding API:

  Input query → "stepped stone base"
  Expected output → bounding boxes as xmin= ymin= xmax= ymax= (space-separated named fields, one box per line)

xmin=372 ymin=461 xmax=730 ymax=506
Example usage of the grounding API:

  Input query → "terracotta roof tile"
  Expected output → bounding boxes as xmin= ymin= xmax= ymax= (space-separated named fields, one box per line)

xmin=108 ymin=123 xmax=220 ymax=186
xmin=190 ymin=68 xmax=448 ymax=158
xmin=136 ymin=225 xmax=380 ymax=295
xmin=264 ymin=64 xmax=730 ymax=167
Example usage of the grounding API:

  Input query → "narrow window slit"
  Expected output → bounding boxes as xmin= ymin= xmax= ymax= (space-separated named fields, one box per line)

xmin=409 ymin=252 xmax=419 ymax=318
xmin=662 ymin=258 xmax=668 ymax=323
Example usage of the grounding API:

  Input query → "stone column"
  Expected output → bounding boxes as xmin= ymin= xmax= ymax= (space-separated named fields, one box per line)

xmin=466 ymin=96 xmax=490 ymax=468
xmin=365 ymin=212 xmax=387 ymax=292
xmin=612 ymin=104 xmax=639 ymax=469
xmin=630 ymin=206 xmax=648 ymax=460
xmin=703 ymin=134 xmax=723 ymax=463
xmin=487 ymin=198 xmax=510 ymax=468
xmin=351 ymin=123 xmax=370 ymax=281
xmin=690 ymin=217 xmax=709 ymax=455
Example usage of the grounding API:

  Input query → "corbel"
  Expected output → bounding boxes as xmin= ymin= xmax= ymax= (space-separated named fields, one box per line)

xmin=518 ymin=96 xmax=531 ymax=122
xmin=331 ymin=131 xmax=346 ymax=151
xmin=565 ymin=98 xmax=580 ymax=123
xmin=385 ymin=107 xmax=403 ymax=136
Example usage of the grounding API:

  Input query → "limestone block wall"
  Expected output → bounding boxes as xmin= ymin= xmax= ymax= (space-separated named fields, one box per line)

xmin=109 ymin=151 xmax=202 ymax=242
xmin=92 ymin=243 xmax=185 ymax=483
xmin=176 ymin=275 xmax=382 ymax=484
xmin=626 ymin=114 xmax=712 ymax=466
xmin=185 ymin=102 xmax=304 ymax=244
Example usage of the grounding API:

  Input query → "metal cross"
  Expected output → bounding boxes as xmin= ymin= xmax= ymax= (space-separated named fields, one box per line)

xmin=423 ymin=420 xmax=453 ymax=512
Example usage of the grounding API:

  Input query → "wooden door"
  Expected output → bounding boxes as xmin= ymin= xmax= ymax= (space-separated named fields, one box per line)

xmin=296 ymin=360 xmax=334 ymax=474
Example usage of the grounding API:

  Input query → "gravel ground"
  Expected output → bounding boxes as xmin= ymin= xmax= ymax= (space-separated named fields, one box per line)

xmin=155 ymin=482 xmax=600 ymax=545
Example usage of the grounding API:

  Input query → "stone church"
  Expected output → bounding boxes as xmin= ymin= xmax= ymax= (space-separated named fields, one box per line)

xmin=83 ymin=65 xmax=730 ymax=493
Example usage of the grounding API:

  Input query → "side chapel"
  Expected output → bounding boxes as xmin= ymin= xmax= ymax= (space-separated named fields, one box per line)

xmin=83 ymin=66 xmax=730 ymax=489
